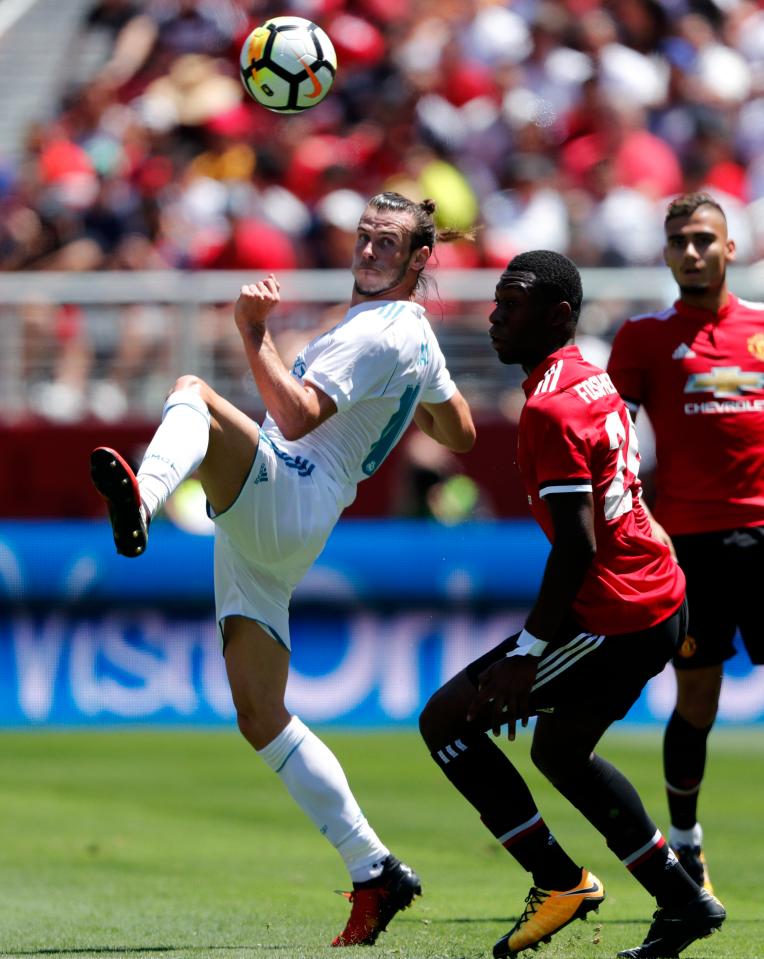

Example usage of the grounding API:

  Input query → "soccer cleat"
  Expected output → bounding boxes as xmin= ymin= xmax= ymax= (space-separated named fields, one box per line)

xmin=493 ymin=869 xmax=605 ymax=958
xmin=672 ymin=844 xmax=714 ymax=894
xmin=331 ymin=855 xmax=422 ymax=947
xmin=617 ymin=889 xmax=726 ymax=958
xmin=90 ymin=446 xmax=149 ymax=558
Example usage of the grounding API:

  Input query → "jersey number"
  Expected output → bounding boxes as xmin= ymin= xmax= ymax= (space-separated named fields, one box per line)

xmin=603 ymin=410 xmax=640 ymax=521
xmin=362 ymin=385 xmax=420 ymax=476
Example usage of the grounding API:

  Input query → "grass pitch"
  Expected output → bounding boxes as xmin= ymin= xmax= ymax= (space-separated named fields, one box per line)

xmin=0 ymin=727 xmax=761 ymax=959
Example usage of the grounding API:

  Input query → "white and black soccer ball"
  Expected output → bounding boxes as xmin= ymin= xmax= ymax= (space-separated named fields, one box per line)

xmin=239 ymin=16 xmax=337 ymax=114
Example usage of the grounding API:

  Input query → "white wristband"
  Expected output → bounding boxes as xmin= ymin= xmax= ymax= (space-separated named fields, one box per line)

xmin=506 ymin=628 xmax=548 ymax=659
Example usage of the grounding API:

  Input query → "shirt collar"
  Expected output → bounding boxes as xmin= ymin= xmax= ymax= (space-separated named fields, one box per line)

xmin=674 ymin=292 xmax=737 ymax=323
xmin=522 ymin=345 xmax=582 ymax=397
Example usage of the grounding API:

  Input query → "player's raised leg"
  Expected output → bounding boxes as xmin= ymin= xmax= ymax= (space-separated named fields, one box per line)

xmin=224 ymin=614 xmax=421 ymax=947
xmin=91 ymin=374 xmax=259 ymax=555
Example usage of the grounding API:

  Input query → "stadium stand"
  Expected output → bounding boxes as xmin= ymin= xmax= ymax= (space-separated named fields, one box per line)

xmin=3 ymin=0 xmax=764 ymax=514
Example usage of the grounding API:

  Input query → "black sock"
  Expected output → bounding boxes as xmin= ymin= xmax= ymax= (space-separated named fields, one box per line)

xmin=664 ymin=710 xmax=712 ymax=830
xmin=627 ymin=839 xmax=699 ymax=908
xmin=545 ymin=752 xmax=697 ymax=906
xmin=430 ymin=733 xmax=581 ymax=890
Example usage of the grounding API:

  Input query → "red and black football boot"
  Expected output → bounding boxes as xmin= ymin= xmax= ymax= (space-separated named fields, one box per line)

xmin=332 ymin=855 xmax=422 ymax=947
xmin=90 ymin=446 xmax=149 ymax=557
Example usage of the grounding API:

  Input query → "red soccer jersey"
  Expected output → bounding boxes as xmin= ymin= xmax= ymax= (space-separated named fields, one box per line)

xmin=607 ymin=294 xmax=764 ymax=535
xmin=518 ymin=345 xmax=685 ymax=636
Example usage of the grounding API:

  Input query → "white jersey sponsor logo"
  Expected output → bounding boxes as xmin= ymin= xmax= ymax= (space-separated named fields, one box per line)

xmin=685 ymin=398 xmax=764 ymax=415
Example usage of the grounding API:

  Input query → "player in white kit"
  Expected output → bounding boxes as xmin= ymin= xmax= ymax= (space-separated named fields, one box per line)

xmin=90 ymin=192 xmax=476 ymax=946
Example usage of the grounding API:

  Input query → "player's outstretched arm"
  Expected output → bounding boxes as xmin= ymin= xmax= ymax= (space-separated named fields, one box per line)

xmin=234 ymin=277 xmax=337 ymax=439
xmin=414 ymin=391 xmax=476 ymax=452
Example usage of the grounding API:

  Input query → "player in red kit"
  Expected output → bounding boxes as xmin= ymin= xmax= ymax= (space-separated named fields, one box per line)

xmin=608 ymin=192 xmax=764 ymax=895
xmin=420 ymin=251 xmax=725 ymax=959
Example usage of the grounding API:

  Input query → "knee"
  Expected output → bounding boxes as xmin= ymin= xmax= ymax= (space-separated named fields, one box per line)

xmin=530 ymin=740 xmax=554 ymax=780
xmin=233 ymin=698 xmax=289 ymax=751
xmin=676 ymin=699 xmax=718 ymax=729
xmin=419 ymin=688 xmax=465 ymax=750
xmin=531 ymin=740 xmax=587 ymax=787
xmin=419 ymin=694 xmax=440 ymax=747
xmin=674 ymin=666 xmax=723 ymax=728
xmin=171 ymin=373 xmax=208 ymax=397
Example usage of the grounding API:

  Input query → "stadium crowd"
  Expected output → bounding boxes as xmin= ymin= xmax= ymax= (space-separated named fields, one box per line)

xmin=5 ymin=0 xmax=764 ymax=420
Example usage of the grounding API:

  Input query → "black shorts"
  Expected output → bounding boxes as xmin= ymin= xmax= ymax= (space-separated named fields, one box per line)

xmin=672 ymin=525 xmax=764 ymax=669
xmin=465 ymin=601 xmax=687 ymax=724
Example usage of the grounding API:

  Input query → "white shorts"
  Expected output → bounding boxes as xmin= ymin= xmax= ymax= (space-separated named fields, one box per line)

xmin=211 ymin=434 xmax=345 ymax=650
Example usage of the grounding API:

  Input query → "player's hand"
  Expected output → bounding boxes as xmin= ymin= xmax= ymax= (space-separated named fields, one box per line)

xmin=466 ymin=656 xmax=539 ymax=741
xmin=234 ymin=275 xmax=281 ymax=334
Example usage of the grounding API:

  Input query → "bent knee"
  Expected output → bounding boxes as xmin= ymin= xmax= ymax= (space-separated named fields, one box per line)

xmin=531 ymin=740 xmax=590 ymax=785
xmin=419 ymin=685 xmax=470 ymax=748
xmin=234 ymin=699 xmax=289 ymax=750
xmin=171 ymin=373 xmax=209 ymax=396
xmin=419 ymin=694 xmax=440 ymax=745
xmin=677 ymin=701 xmax=718 ymax=728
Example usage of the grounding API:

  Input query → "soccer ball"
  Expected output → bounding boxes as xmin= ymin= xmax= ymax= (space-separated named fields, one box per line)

xmin=239 ymin=16 xmax=337 ymax=114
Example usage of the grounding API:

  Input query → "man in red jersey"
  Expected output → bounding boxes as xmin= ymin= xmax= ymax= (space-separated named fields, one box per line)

xmin=420 ymin=251 xmax=725 ymax=959
xmin=607 ymin=192 xmax=764 ymax=895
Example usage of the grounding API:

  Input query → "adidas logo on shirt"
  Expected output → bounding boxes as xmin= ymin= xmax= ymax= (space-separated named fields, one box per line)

xmin=672 ymin=343 xmax=696 ymax=359
xmin=254 ymin=463 xmax=268 ymax=485
xmin=534 ymin=359 xmax=564 ymax=395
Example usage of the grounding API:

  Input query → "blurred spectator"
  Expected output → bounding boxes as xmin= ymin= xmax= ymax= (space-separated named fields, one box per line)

xmin=10 ymin=0 xmax=763 ymax=281
xmin=392 ymin=431 xmax=493 ymax=524
xmin=23 ymin=299 xmax=92 ymax=421
xmin=4 ymin=0 xmax=764 ymax=423
xmin=482 ymin=153 xmax=570 ymax=267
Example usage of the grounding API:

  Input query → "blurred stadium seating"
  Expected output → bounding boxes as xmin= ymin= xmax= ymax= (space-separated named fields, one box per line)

xmin=2 ymin=0 xmax=764 ymax=517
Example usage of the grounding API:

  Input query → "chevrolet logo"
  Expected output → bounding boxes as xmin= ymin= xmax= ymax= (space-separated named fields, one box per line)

xmin=685 ymin=366 xmax=764 ymax=398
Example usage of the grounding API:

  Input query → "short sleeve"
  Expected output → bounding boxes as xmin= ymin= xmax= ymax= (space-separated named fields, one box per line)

xmin=304 ymin=329 xmax=395 ymax=412
xmin=607 ymin=319 xmax=646 ymax=413
xmin=421 ymin=328 xmax=457 ymax=404
xmin=527 ymin=403 xmax=593 ymax=498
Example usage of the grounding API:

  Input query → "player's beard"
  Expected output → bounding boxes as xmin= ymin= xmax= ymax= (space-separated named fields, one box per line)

xmin=678 ymin=283 xmax=708 ymax=296
xmin=353 ymin=258 xmax=412 ymax=297
xmin=678 ymin=267 xmax=726 ymax=298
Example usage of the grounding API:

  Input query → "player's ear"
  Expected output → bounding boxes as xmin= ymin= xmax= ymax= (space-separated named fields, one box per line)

xmin=549 ymin=300 xmax=572 ymax=329
xmin=726 ymin=237 xmax=736 ymax=263
xmin=411 ymin=245 xmax=430 ymax=273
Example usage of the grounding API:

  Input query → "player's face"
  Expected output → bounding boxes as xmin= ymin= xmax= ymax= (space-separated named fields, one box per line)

xmin=488 ymin=279 xmax=541 ymax=366
xmin=351 ymin=209 xmax=428 ymax=298
xmin=663 ymin=205 xmax=735 ymax=296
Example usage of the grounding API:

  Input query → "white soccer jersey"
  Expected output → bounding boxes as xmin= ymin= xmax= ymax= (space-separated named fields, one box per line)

xmin=260 ymin=299 xmax=456 ymax=502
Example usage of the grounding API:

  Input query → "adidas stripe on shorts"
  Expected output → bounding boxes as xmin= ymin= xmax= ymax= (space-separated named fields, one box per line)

xmin=465 ymin=601 xmax=687 ymax=723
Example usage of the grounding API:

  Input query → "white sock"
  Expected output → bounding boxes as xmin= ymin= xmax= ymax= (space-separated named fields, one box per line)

xmin=258 ymin=716 xmax=389 ymax=881
xmin=137 ymin=389 xmax=210 ymax=517
xmin=669 ymin=822 xmax=703 ymax=848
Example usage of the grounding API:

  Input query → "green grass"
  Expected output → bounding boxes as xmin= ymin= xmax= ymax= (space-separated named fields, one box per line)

xmin=0 ymin=727 xmax=761 ymax=959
